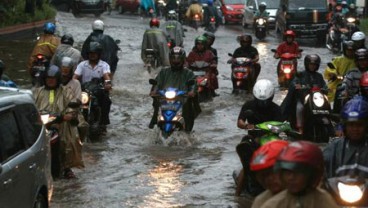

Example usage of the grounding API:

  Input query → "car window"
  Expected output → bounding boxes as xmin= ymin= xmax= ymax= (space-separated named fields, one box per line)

xmin=224 ymin=0 xmax=244 ymax=4
xmin=0 ymin=110 xmax=25 ymax=163
xmin=14 ymin=104 xmax=43 ymax=147
xmin=247 ymin=0 xmax=255 ymax=7
xmin=288 ymin=0 xmax=326 ymax=10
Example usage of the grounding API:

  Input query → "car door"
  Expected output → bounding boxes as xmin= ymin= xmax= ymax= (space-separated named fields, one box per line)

xmin=244 ymin=0 xmax=256 ymax=25
xmin=0 ymin=107 xmax=33 ymax=207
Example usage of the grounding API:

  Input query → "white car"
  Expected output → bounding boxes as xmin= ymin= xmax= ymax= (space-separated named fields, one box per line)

xmin=242 ymin=0 xmax=279 ymax=28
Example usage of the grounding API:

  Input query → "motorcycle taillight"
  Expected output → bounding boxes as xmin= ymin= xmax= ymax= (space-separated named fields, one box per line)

xmin=235 ymin=72 xmax=244 ymax=79
xmin=210 ymin=17 xmax=215 ymax=22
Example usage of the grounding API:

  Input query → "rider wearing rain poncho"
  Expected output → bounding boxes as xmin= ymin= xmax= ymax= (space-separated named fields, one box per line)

xmin=161 ymin=10 xmax=185 ymax=47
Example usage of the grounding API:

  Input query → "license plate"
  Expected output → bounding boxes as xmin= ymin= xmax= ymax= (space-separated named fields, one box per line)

xmin=282 ymin=61 xmax=293 ymax=65
xmin=161 ymin=104 xmax=177 ymax=111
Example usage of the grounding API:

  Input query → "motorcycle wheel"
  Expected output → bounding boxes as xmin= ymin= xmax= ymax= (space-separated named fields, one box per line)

xmin=88 ymin=107 xmax=102 ymax=142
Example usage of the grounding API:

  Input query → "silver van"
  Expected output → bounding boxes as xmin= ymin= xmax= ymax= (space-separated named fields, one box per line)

xmin=0 ymin=87 xmax=52 ymax=207
xmin=242 ymin=0 xmax=280 ymax=28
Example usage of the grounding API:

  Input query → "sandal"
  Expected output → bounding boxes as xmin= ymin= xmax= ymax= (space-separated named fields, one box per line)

xmin=64 ymin=168 xmax=77 ymax=179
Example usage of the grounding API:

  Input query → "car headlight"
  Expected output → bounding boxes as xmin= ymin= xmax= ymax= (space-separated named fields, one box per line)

xmin=165 ymin=91 xmax=176 ymax=99
xmin=225 ymin=5 xmax=233 ymax=11
xmin=81 ymin=92 xmax=89 ymax=104
xmin=338 ymin=182 xmax=364 ymax=203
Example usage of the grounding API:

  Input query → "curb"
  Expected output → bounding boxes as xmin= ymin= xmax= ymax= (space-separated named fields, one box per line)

xmin=0 ymin=18 xmax=54 ymax=39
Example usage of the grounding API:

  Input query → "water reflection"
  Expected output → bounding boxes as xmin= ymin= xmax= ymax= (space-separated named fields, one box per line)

xmin=141 ymin=161 xmax=184 ymax=208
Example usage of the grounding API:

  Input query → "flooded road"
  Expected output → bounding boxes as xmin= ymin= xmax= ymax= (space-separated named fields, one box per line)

xmin=1 ymin=11 xmax=335 ymax=208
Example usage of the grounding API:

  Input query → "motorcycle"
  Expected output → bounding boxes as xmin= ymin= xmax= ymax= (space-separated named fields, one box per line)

xmin=345 ymin=16 xmax=360 ymax=40
xmin=228 ymin=53 xmax=254 ymax=94
xmin=31 ymin=53 xmax=49 ymax=87
xmin=271 ymin=49 xmax=303 ymax=89
xmin=298 ymin=85 xmax=335 ymax=143
xmin=167 ymin=38 xmax=176 ymax=49
xmin=144 ymin=48 xmax=158 ymax=73
xmin=191 ymin=13 xmax=202 ymax=30
xmin=205 ymin=16 xmax=217 ymax=33
xmin=254 ymin=17 xmax=267 ymax=40
xmin=189 ymin=60 xmax=212 ymax=102
xmin=326 ymin=24 xmax=350 ymax=53
xmin=325 ymin=163 xmax=368 ymax=207
xmin=149 ymin=79 xmax=194 ymax=145
xmin=81 ymin=78 xmax=106 ymax=142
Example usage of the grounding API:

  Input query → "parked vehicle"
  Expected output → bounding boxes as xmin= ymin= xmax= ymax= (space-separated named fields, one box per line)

xmin=228 ymin=53 xmax=254 ymax=94
xmin=219 ymin=0 xmax=244 ymax=24
xmin=0 ymin=88 xmax=52 ymax=208
xmin=71 ymin=0 xmax=105 ymax=17
xmin=275 ymin=0 xmax=329 ymax=45
xmin=116 ymin=0 xmax=141 ymax=14
xmin=242 ymin=0 xmax=279 ymax=28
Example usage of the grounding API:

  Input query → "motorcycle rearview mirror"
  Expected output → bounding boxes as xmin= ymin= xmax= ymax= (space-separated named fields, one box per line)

xmin=271 ymin=49 xmax=277 ymax=53
xmin=115 ymin=39 xmax=121 ymax=44
xmin=149 ymin=79 xmax=157 ymax=85
xmin=327 ymin=62 xmax=336 ymax=69
xmin=228 ymin=53 xmax=233 ymax=57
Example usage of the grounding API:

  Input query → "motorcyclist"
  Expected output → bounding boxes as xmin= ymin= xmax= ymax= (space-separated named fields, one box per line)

xmin=341 ymin=1 xmax=349 ymax=14
xmin=203 ymin=31 xmax=218 ymax=63
xmin=186 ymin=35 xmax=218 ymax=97
xmin=253 ymin=2 xmax=269 ymax=30
xmin=351 ymin=31 xmax=366 ymax=50
xmin=203 ymin=0 xmax=221 ymax=29
xmin=165 ymin=0 xmax=178 ymax=14
xmin=230 ymin=34 xmax=261 ymax=90
xmin=324 ymin=40 xmax=356 ymax=102
xmin=185 ymin=0 xmax=203 ymax=24
xmin=140 ymin=0 xmax=156 ymax=17
xmin=345 ymin=3 xmax=359 ymax=20
xmin=33 ymin=65 xmax=84 ymax=179
xmin=141 ymin=18 xmax=170 ymax=68
xmin=51 ymin=34 xmax=83 ymax=71
xmin=28 ymin=22 xmax=60 ymax=74
xmin=74 ymin=42 xmax=112 ymax=134
xmin=249 ymin=140 xmax=289 ymax=208
xmin=329 ymin=12 xmax=348 ymax=52
xmin=341 ymin=48 xmax=368 ymax=100
xmin=273 ymin=30 xmax=301 ymax=74
xmin=0 ymin=60 xmax=17 ymax=88
xmin=281 ymin=54 xmax=328 ymax=133
xmin=149 ymin=46 xmax=200 ymax=132
xmin=235 ymin=79 xmax=283 ymax=196
xmin=323 ymin=96 xmax=368 ymax=178
xmin=161 ymin=10 xmax=185 ymax=47
xmin=81 ymin=20 xmax=120 ymax=77
xmin=261 ymin=141 xmax=339 ymax=208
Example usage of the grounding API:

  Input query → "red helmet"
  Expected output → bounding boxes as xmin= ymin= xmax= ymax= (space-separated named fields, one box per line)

xmin=284 ymin=30 xmax=296 ymax=39
xmin=275 ymin=141 xmax=324 ymax=189
xmin=360 ymin=72 xmax=368 ymax=96
xmin=150 ymin=18 xmax=160 ymax=28
xmin=250 ymin=140 xmax=289 ymax=171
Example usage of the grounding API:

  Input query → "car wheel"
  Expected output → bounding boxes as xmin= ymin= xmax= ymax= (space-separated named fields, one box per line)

xmin=33 ymin=193 xmax=47 ymax=208
xmin=118 ymin=5 xmax=124 ymax=14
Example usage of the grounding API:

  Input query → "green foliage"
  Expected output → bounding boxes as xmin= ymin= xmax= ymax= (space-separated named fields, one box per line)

xmin=0 ymin=1 xmax=56 ymax=28
xmin=360 ymin=18 xmax=368 ymax=35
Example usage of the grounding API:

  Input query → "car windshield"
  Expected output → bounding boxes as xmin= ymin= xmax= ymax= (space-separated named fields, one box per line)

xmin=288 ymin=0 xmax=326 ymax=10
xmin=224 ymin=0 xmax=244 ymax=5
xmin=259 ymin=0 xmax=279 ymax=9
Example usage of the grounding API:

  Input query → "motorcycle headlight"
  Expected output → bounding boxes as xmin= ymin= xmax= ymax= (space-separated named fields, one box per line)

xmin=347 ymin=17 xmax=356 ymax=23
xmin=200 ymin=78 xmax=208 ymax=86
xmin=81 ymin=92 xmax=89 ymax=104
xmin=257 ymin=18 xmax=265 ymax=25
xmin=165 ymin=91 xmax=176 ymax=99
xmin=283 ymin=67 xmax=291 ymax=74
xmin=312 ymin=92 xmax=325 ymax=107
xmin=40 ymin=114 xmax=50 ymax=125
xmin=338 ymin=182 xmax=364 ymax=203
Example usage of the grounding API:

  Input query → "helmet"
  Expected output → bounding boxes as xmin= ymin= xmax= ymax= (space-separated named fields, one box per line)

xmin=203 ymin=31 xmax=215 ymax=45
xmin=167 ymin=10 xmax=177 ymax=20
xmin=259 ymin=2 xmax=267 ymax=10
xmin=43 ymin=22 xmax=56 ymax=34
xmin=195 ymin=35 xmax=207 ymax=45
xmin=88 ymin=41 xmax=103 ymax=55
xmin=341 ymin=96 xmax=368 ymax=122
xmin=238 ymin=34 xmax=253 ymax=46
xmin=360 ymin=72 xmax=368 ymax=96
xmin=304 ymin=54 xmax=321 ymax=71
xmin=342 ymin=40 xmax=354 ymax=53
xmin=150 ymin=18 xmax=160 ymax=28
xmin=349 ymin=3 xmax=355 ymax=9
xmin=342 ymin=1 xmax=347 ymax=6
xmin=253 ymin=79 xmax=275 ymax=101
xmin=355 ymin=48 xmax=368 ymax=61
xmin=169 ymin=46 xmax=186 ymax=69
xmin=275 ymin=141 xmax=324 ymax=189
xmin=352 ymin=31 xmax=366 ymax=41
xmin=45 ymin=65 xmax=61 ymax=89
xmin=283 ymin=30 xmax=296 ymax=39
xmin=61 ymin=34 xmax=74 ymax=46
xmin=61 ymin=56 xmax=74 ymax=68
xmin=92 ymin=20 xmax=104 ymax=31
xmin=207 ymin=0 xmax=214 ymax=6
xmin=250 ymin=140 xmax=289 ymax=171
xmin=335 ymin=13 xmax=344 ymax=23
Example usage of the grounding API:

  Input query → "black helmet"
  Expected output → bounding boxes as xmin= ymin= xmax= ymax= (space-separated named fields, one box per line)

xmin=335 ymin=12 xmax=344 ymax=23
xmin=203 ymin=31 xmax=215 ymax=45
xmin=169 ymin=46 xmax=186 ymax=69
xmin=61 ymin=34 xmax=74 ymax=46
xmin=45 ymin=65 xmax=61 ymax=89
xmin=343 ymin=40 xmax=354 ymax=53
xmin=259 ymin=2 xmax=267 ymax=11
xmin=88 ymin=41 xmax=103 ymax=55
xmin=355 ymin=48 xmax=368 ymax=61
xmin=167 ymin=10 xmax=177 ymax=20
xmin=304 ymin=54 xmax=321 ymax=71
xmin=238 ymin=34 xmax=252 ymax=46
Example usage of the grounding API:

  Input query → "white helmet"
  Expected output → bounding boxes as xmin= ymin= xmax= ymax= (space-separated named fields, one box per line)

xmin=253 ymin=79 xmax=275 ymax=100
xmin=259 ymin=2 xmax=267 ymax=8
xmin=352 ymin=31 xmax=366 ymax=41
xmin=92 ymin=20 xmax=104 ymax=31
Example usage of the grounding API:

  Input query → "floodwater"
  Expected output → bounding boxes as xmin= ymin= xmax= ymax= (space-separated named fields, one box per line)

xmin=0 ymin=11 xmax=335 ymax=208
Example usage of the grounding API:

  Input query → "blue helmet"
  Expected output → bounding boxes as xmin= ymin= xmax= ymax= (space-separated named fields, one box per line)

xmin=207 ymin=0 xmax=213 ymax=6
xmin=341 ymin=96 xmax=368 ymax=122
xmin=43 ymin=22 xmax=56 ymax=34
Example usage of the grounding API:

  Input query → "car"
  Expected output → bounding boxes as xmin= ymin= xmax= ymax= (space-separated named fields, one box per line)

xmin=219 ymin=0 xmax=245 ymax=24
xmin=115 ymin=0 xmax=141 ymax=14
xmin=242 ymin=0 xmax=280 ymax=28
xmin=71 ymin=0 xmax=105 ymax=17
xmin=0 ymin=87 xmax=52 ymax=208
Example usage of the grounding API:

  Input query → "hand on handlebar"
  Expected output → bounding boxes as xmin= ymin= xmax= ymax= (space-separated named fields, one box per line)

xmin=246 ymin=124 xmax=255 ymax=130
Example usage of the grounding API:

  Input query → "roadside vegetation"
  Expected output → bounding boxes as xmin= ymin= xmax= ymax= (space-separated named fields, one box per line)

xmin=0 ymin=1 xmax=56 ymax=28
xmin=360 ymin=18 xmax=368 ymax=35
